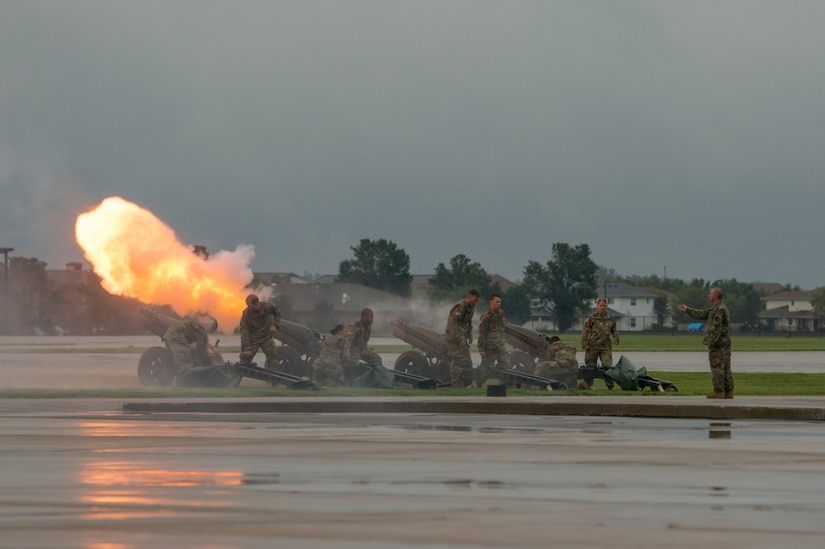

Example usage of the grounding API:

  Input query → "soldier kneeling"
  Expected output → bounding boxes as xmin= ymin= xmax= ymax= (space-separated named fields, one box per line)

xmin=313 ymin=324 xmax=350 ymax=388
xmin=533 ymin=336 xmax=579 ymax=390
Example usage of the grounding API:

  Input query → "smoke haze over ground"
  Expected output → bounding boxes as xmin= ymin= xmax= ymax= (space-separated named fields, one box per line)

xmin=2 ymin=2 xmax=825 ymax=289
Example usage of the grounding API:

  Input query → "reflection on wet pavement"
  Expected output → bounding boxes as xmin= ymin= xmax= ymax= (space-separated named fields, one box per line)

xmin=3 ymin=410 xmax=825 ymax=548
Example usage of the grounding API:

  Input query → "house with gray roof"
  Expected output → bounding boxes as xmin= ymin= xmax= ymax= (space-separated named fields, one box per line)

xmin=759 ymin=290 xmax=822 ymax=332
xmin=528 ymin=282 xmax=662 ymax=332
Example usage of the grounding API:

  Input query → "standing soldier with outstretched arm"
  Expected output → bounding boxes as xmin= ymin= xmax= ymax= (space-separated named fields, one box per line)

xmin=677 ymin=286 xmax=733 ymax=399
xmin=445 ymin=289 xmax=480 ymax=388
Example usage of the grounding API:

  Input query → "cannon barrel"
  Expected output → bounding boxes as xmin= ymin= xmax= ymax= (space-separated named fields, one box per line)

xmin=390 ymin=318 xmax=447 ymax=359
xmin=141 ymin=307 xmax=181 ymax=339
xmin=504 ymin=323 xmax=552 ymax=360
xmin=273 ymin=319 xmax=323 ymax=360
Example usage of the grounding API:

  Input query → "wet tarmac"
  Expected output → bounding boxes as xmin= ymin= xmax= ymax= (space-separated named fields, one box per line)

xmin=1 ymin=336 xmax=824 ymax=547
xmin=1 ymin=399 xmax=824 ymax=548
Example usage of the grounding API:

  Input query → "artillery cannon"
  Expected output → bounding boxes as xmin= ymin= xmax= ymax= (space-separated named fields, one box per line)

xmin=138 ymin=308 xmax=316 ymax=389
xmin=272 ymin=319 xmax=323 ymax=378
xmin=504 ymin=323 xmax=554 ymax=372
xmin=390 ymin=319 xmax=451 ymax=382
xmin=390 ymin=318 xmax=563 ymax=389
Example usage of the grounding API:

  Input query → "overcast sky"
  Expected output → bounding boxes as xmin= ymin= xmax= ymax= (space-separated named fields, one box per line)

xmin=2 ymin=1 xmax=824 ymax=290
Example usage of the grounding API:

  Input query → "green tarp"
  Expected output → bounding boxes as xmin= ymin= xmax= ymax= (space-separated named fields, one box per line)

xmin=604 ymin=355 xmax=648 ymax=391
xmin=351 ymin=364 xmax=395 ymax=389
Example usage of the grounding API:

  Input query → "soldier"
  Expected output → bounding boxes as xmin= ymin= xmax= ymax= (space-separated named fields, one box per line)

xmin=534 ymin=335 xmax=578 ymax=389
xmin=445 ymin=289 xmax=480 ymax=388
xmin=580 ymin=298 xmax=620 ymax=389
xmin=163 ymin=316 xmax=217 ymax=374
xmin=313 ymin=324 xmax=351 ymax=387
xmin=347 ymin=308 xmax=382 ymax=368
xmin=677 ymin=287 xmax=733 ymax=399
xmin=239 ymin=294 xmax=281 ymax=370
xmin=478 ymin=294 xmax=510 ymax=382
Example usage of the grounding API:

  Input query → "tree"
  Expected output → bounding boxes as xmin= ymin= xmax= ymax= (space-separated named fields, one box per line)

xmin=673 ymin=278 xmax=763 ymax=327
xmin=716 ymin=279 xmax=763 ymax=326
xmin=652 ymin=294 xmax=669 ymax=327
xmin=501 ymin=284 xmax=532 ymax=326
xmin=522 ymin=243 xmax=598 ymax=332
xmin=428 ymin=254 xmax=499 ymax=302
xmin=338 ymin=238 xmax=413 ymax=297
xmin=673 ymin=279 xmax=710 ymax=320
xmin=7 ymin=256 xmax=53 ymax=334
xmin=812 ymin=289 xmax=825 ymax=324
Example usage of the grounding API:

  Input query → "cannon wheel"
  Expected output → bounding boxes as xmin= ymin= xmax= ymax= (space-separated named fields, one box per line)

xmin=394 ymin=350 xmax=431 ymax=377
xmin=275 ymin=346 xmax=313 ymax=379
xmin=508 ymin=351 xmax=535 ymax=374
xmin=430 ymin=358 xmax=450 ymax=383
xmin=138 ymin=346 xmax=177 ymax=387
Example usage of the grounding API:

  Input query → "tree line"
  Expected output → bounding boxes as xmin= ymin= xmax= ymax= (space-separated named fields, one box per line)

xmin=335 ymin=238 xmax=821 ymax=331
xmin=2 ymin=240 xmax=821 ymax=335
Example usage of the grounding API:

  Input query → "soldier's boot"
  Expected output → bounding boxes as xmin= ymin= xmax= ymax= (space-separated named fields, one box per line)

xmin=706 ymin=392 xmax=726 ymax=399
xmin=724 ymin=391 xmax=734 ymax=399
xmin=576 ymin=380 xmax=592 ymax=390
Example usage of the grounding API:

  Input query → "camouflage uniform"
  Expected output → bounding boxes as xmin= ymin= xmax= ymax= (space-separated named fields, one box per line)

xmin=239 ymin=301 xmax=281 ymax=370
xmin=347 ymin=320 xmax=382 ymax=367
xmin=445 ymin=299 xmax=476 ymax=387
xmin=163 ymin=317 xmax=211 ymax=373
xmin=581 ymin=311 xmax=618 ymax=368
xmin=478 ymin=308 xmax=510 ymax=380
xmin=534 ymin=340 xmax=578 ymax=388
xmin=313 ymin=333 xmax=350 ymax=387
xmin=683 ymin=301 xmax=733 ymax=394
xmin=581 ymin=310 xmax=619 ymax=388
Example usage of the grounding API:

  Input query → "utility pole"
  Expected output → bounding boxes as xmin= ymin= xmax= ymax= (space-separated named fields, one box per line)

xmin=0 ymin=247 xmax=13 ymax=335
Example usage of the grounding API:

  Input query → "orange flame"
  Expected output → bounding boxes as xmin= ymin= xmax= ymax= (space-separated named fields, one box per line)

xmin=75 ymin=196 xmax=264 ymax=331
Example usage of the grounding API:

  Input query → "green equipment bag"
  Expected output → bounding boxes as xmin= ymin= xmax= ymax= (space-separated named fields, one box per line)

xmin=604 ymin=355 xmax=647 ymax=391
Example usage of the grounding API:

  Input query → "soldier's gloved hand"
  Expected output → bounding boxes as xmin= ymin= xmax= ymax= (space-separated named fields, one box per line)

xmin=242 ymin=350 xmax=253 ymax=359
xmin=614 ymin=337 xmax=620 ymax=345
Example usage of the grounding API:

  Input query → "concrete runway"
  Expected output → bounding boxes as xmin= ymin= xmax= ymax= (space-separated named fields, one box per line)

xmin=1 ymin=335 xmax=824 ymax=547
xmin=1 ymin=398 xmax=824 ymax=548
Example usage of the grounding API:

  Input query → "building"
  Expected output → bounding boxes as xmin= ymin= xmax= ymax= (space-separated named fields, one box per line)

xmin=759 ymin=290 xmax=822 ymax=332
xmin=528 ymin=282 xmax=662 ymax=332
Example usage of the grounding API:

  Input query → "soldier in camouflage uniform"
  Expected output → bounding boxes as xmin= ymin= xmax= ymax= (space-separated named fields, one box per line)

xmin=347 ymin=308 xmax=382 ymax=368
xmin=239 ymin=294 xmax=281 ymax=370
xmin=313 ymin=324 xmax=350 ymax=387
xmin=580 ymin=298 xmax=620 ymax=389
xmin=445 ymin=289 xmax=480 ymax=388
xmin=677 ymin=287 xmax=733 ymax=399
xmin=478 ymin=294 xmax=510 ymax=383
xmin=534 ymin=336 xmax=578 ymax=389
xmin=163 ymin=316 xmax=216 ymax=374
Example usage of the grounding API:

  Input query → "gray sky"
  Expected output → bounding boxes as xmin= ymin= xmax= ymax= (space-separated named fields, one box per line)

xmin=2 ymin=1 xmax=824 ymax=289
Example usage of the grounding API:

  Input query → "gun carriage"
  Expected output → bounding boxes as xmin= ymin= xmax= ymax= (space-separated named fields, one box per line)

xmin=272 ymin=319 xmax=323 ymax=378
xmin=503 ymin=323 xmax=554 ymax=372
xmin=390 ymin=319 xmax=451 ymax=382
xmin=138 ymin=308 xmax=316 ymax=389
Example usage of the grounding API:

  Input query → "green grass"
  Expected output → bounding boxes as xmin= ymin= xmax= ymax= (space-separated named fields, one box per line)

xmin=3 ymin=333 xmax=825 ymax=354
xmin=551 ymin=333 xmax=825 ymax=352
xmin=2 ymin=372 xmax=824 ymax=398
